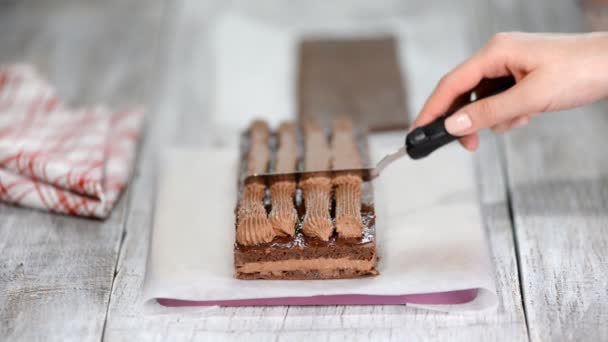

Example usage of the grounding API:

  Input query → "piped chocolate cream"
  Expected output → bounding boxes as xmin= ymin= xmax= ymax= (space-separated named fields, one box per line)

xmin=331 ymin=118 xmax=364 ymax=238
xmin=235 ymin=121 xmax=275 ymax=246
xmin=300 ymin=121 xmax=333 ymax=241
xmin=268 ymin=123 xmax=298 ymax=236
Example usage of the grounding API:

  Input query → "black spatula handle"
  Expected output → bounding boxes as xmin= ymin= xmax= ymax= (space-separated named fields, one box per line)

xmin=405 ymin=76 xmax=517 ymax=160
xmin=406 ymin=116 xmax=456 ymax=159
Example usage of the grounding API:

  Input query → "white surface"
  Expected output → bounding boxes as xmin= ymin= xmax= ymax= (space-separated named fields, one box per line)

xmin=210 ymin=13 xmax=296 ymax=129
xmin=143 ymin=135 xmax=497 ymax=312
xmin=210 ymin=11 xmax=468 ymax=132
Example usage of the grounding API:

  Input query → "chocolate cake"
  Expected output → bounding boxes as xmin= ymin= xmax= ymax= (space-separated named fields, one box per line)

xmin=234 ymin=119 xmax=378 ymax=280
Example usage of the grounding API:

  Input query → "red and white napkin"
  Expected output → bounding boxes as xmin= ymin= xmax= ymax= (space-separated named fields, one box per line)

xmin=0 ymin=64 xmax=144 ymax=218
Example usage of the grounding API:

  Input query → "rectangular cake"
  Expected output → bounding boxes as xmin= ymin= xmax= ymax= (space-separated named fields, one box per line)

xmin=233 ymin=119 xmax=378 ymax=280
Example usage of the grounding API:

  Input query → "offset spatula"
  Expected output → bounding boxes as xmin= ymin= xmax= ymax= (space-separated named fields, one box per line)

xmin=246 ymin=76 xmax=516 ymax=183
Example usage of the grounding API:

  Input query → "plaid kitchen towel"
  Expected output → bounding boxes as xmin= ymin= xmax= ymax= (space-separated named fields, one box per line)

xmin=0 ymin=64 xmax=144 ymax=218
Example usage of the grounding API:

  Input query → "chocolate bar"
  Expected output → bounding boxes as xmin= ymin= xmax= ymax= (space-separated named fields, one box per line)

xmin=297 ymin=36 xmax=409 ymax=131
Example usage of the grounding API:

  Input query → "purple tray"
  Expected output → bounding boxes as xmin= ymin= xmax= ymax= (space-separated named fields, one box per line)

xmin=158 ymin=289 xmax=478 ymax=307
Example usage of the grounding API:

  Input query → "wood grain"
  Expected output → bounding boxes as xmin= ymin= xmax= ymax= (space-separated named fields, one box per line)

xmin=499 ymin=0 xmax=608 ymax=341
xmin=505 ymin=107 xmax=608 ymax=342
xmin=0 ymin=1 xmax=165 ymax=341
xmin=9 ymin=0 xmax=602 ymax=340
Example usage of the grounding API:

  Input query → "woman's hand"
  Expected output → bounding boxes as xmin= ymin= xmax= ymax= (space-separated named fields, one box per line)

xmin=413 ymin=32 xmax=608 ymax=151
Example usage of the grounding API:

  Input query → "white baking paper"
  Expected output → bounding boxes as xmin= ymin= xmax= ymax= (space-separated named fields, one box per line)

xmin=142 ymin=135 xmax=497 ymax=312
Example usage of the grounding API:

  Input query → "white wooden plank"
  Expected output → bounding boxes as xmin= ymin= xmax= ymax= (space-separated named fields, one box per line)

xmin=502 ymin=0 xmax=608 ymax=341
xmin=103 ymin=1 xmax=528 ymax=341
xmin=0 ymin=1 xmax=165 ymax=341
xmin=506 ymin=105 xmax=608 ymax=342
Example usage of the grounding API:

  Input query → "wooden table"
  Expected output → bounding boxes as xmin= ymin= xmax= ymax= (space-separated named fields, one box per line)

xmin=1 ymin=1 xmax=606 ymax=341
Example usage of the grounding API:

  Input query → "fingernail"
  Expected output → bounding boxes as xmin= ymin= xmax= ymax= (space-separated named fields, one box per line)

xmin=445 ymin=112 xmax=472 ymax=135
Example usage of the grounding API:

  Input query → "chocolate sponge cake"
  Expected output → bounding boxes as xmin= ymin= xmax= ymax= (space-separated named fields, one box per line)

xmin=234 ymin=119 xmax=378 ymax=280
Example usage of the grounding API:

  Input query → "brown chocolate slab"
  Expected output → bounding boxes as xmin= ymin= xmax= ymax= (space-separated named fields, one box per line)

xmin=297 ymin=36 xmax=408 ymax=131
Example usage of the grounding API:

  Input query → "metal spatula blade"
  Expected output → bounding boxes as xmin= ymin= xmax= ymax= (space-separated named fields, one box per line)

xmin=244 ymin=146 xmax=407 ymax=183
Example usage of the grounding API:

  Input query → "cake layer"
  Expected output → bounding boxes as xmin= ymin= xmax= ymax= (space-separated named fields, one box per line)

xmin=236 ymin=267 xmax=378 ymax=280
xmin=236 ymin=257 xmax=376 ymax=274
xmin=234 ymin=222 xmax=375 ymax=263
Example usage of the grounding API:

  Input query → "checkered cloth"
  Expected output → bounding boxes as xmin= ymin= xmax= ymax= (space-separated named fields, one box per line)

xmin=0 ymin=64 xmax=144 ymax=218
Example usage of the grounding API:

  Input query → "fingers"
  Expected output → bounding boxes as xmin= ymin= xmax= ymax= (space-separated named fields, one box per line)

xmin=444 ymin=78 xmax=537 ymax=136
xmin=491 ymin=115 xmax=531 ymax=133
xmin=414 ymin=33 xmax=514 ymax=128
xmin=458 ymin=114 xmax=529 ymax=152
xmin=414 ymin=57 xmax=483 ymax=128
xmin=458 ymin=115 xmax=530 ymax=152
xmin=459 ymin=134 xmax=479 ymax=151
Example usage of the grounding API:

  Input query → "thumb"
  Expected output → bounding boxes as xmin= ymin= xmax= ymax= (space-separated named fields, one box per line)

xmin=444 ymin=80 xmax=535 ymax=136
